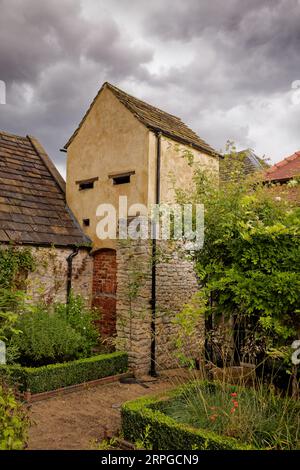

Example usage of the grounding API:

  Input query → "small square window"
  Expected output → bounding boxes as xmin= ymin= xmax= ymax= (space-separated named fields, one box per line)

xmin=83 ymin=218 xmax=90 ymax=227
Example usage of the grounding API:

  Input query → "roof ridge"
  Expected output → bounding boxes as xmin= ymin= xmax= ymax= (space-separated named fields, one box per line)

xmin=0 ymin=129 xmax=27 ymax=140
xmin=105 ymin=82 xmax=182 ymax=121
xmin=266 ymin=151 xmax=300 ymax=174
xmin=26 ymin=135 xmax=66 ymax=195
xmin=64 ymin=81 xmax=219 ymax=156
xmin=264 ymin=151 xmax=300 ymax=181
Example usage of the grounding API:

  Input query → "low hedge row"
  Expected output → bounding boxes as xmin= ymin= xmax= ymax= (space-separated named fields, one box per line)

xmin=0 ymin=351 xmax=128 ymax=394
xmin=121 ymin=384 xmax=253 ymax=450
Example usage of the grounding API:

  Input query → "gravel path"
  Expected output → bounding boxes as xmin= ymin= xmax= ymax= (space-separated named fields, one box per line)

xmin=27 ymin=370 xmax=193 ymax=450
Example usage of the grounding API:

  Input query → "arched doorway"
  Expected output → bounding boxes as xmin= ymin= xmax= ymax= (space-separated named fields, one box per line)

xmin=92 ymin=248 xmax=117 ymax=338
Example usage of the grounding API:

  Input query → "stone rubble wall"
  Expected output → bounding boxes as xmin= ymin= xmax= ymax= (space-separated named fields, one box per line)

xmin=116 ymin=239 xmax=152 ymax=374
xmin=155 ymin=243 xmax=204 ymax=370
xmin=116 ymin=239 xmax=205 ymax=375
xmin=25 ymin=246 xmax=93 ymax=305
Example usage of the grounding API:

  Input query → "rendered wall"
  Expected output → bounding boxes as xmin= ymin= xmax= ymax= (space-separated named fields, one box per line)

xmin=66 ymin=87 xmax=149 ymax=250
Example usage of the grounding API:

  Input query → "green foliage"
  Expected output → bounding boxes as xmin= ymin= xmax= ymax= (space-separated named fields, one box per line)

xmin=161 ymin=381 xmax=300 ymax=450
xmin=12 ymin=304 xmax=89 ymax=366
xmin=4 ymin=292 xmax=99 ymax=367
xmin=176 ymin=142 xmax=300 ymax=361
xmin=172 ymin=292 xmax=207 ymax=366
xmin=91 ymin=436 xmax=117 ymax=450
xmin=0 ymin=352 xmax=128 ymax=394
xmin=0 ymin=383 xmax=29 ymax=449
xmin=121 ymin=384 xmax=252 ymax=450
xmin=134 ymin=424 xmax=153 ymax=450
xmin=122 ymin=381 xmax=300 ymax=450
xmin=0 ymin=246 xmax=36 ymax=361
xmin=0 ymin=246 xmax=35 ymax=289
xmin=55 ymin=292 xmax=99 ymax=352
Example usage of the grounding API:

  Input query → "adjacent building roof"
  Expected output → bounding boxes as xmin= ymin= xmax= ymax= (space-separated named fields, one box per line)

xmin=0 ymin=130 xmax=91 ymax=246
xmin=236 ymin=149 xmax=267 ymax=175
xmin=220 ymin=148 xmax=268 ymax=181
xmin=64 ymin=82 xmax=219 ymax=157
xmin=264 ymin=151 xmax=300 ymax=183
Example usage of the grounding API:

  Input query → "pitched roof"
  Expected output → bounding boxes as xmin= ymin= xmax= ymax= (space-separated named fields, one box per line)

xmin=236 ymin=149 xmax=268 ymax=175
xmin=264 ymin=151 xmax=300 ymax=182
xmin=64 ymin=82 xmax=219 ymax=157
xmin=220 ymin=148 xmax=268 ymax=181
xmin=0 ymin=130 xmax=91 ymax=246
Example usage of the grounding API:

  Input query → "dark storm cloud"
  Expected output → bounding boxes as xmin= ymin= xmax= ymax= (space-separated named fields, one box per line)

xmin=143 ymin=0 xmax=300 ymax=94
xmin=0 ymin=0 xmax=153 ymax=172
xmin=0 ymin=0 xmax=299 ymax=173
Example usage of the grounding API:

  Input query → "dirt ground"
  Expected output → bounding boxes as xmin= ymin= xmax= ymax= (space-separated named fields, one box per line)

xmin=27 ymin=369 xmax=195 ymax=450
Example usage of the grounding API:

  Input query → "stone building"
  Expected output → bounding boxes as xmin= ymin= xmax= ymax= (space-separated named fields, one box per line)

xmin=0 ymin=130 xmax=92 ymax=304
xmin=64 ymin=82 xmax=219 ymax=374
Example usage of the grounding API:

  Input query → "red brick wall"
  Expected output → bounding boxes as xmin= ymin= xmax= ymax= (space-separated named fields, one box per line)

xmin=92 ymin=249 xmax=117 ymax=338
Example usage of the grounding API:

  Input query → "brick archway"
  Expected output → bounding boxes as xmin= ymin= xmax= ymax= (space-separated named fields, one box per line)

xmin=92 ymin=248 xmax=117 ymax=338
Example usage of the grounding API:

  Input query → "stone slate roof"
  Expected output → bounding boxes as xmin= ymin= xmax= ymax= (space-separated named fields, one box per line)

xmin=236 ymin=149 xmax=267 ymax=175
xmin=0 ymin=130 xmax=91 ymax=246
xmin=220 ymin=149 xmax=268 ymax=181
xmin=264 ymin=151 xmax=300 ymax=183
xmin=64 ymin=82 xmax=219 ymax=157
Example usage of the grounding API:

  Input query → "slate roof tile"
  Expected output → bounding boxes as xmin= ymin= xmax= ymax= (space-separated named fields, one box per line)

xmin=0 ymin=130 xmax=91 ymax=247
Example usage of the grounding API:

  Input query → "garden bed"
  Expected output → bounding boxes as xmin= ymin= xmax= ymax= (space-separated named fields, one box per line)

xmin=122 ymin=381 xmax=300 ymax=450
xmin=0 ymin=351 xmax=128 ymax=395
xmin=122 ymin=383 xmax=252 ymax=450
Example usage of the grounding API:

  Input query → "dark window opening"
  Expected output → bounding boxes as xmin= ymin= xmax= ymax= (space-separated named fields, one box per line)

xmin=113 ymin=175 xmax=131 ymax=185
xmin=83 ymin=218 xmax=90 ymax=227
xmin=76 ymin=177 xmax=98 ymax=191
xmin=109 ymin=171 xmax=135 ymax=185
xmin=79 ymin=181 xmax=94 ymax=190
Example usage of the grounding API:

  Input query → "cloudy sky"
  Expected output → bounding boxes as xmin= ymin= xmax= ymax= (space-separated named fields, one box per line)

xmin=0 ymin=0 xmax=299 ymax=176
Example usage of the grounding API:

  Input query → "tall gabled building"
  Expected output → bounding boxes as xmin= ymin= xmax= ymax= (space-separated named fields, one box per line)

xmin=64 ymin=82 xmax=220 ymax=374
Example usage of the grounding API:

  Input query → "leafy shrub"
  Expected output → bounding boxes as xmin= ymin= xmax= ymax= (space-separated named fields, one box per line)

xmin=12 ymin=304 xmax=88 ymax=366
xmin=0 ymin=246 xmax=36 ymax=365
xmin=0 ymin=246 xmax=35 ymax=290
xmin=8 ymin=293 xmax=100 ymax=366
xmin=0 ymin=383 xmax=29 ymax=449
xmin=55 ymin=292 xmax=99 ymax=352
xmin=0 ymin=352 xmax=128 ymax=393
xmin=175 ymin=143 xmax=300 ymax=374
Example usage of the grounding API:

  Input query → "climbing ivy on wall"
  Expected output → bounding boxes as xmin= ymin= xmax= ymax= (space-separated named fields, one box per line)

xmin=0 ymin=245 xmax=36 ymax=290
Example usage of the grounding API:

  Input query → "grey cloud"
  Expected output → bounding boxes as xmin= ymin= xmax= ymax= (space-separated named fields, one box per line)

xmin=0 ymin=0 xmax=299 ymax=173
xmin=0 ymin=0 xmax=154 ymax=169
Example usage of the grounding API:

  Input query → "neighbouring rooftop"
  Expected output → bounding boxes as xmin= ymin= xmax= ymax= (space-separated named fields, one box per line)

xmin=0 ymin=130 xmax=90 ymax=246
xmin=264 ymin=151 xmax=300 ymax=183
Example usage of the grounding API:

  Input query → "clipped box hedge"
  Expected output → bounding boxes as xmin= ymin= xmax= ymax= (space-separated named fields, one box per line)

xmin=121 ymin=384 xmax=253 ymax=450
xmin=0 ymin=351 xmax=128 ymax=394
